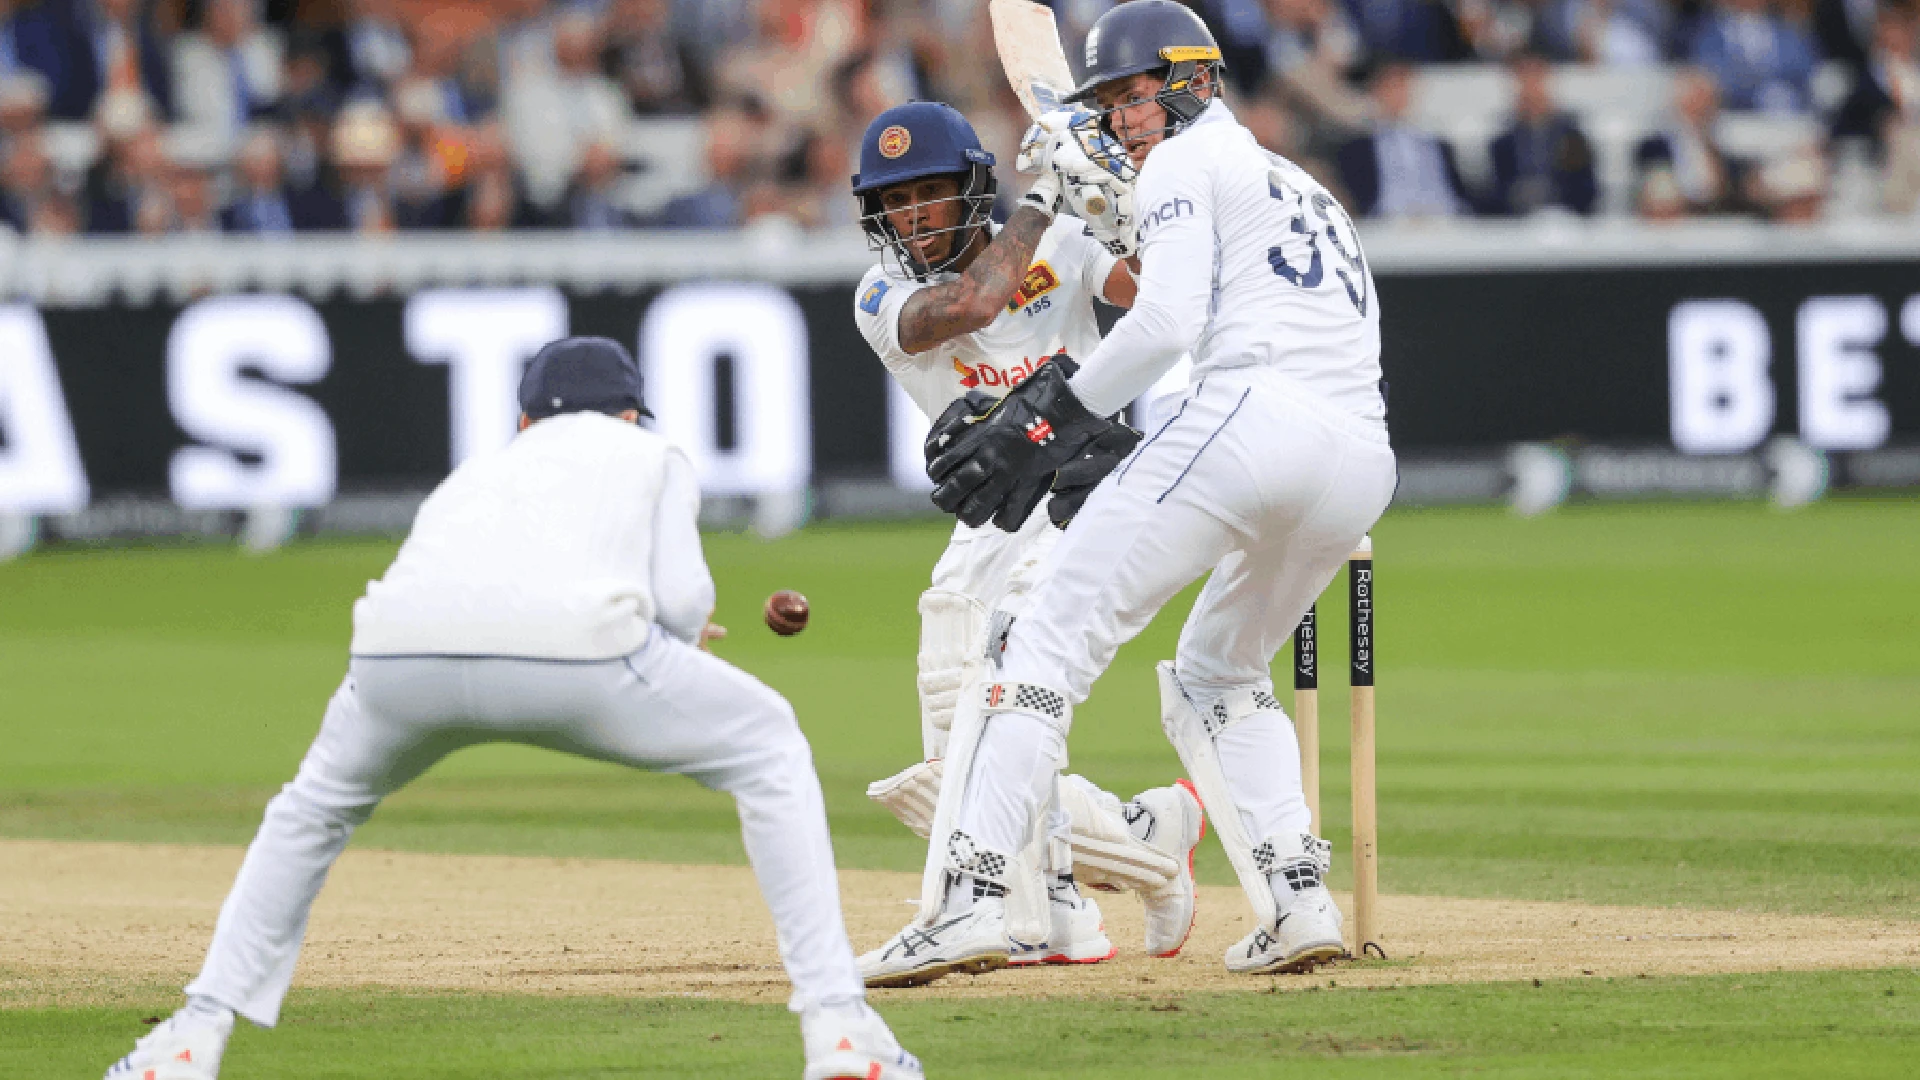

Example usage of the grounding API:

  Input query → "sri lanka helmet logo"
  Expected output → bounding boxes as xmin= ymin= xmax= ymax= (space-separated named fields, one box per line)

xmin=878 ymin=125 xmax=912 ymax=159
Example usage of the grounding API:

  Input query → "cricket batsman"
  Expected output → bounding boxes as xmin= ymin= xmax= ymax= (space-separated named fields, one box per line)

xmin=872 ymin=0 xmax=1397 ymax=981
xmin=103 ymin=339 xmax=922 ymax=1080
xmin=849 ymin=100 xmax=1207 ymax=985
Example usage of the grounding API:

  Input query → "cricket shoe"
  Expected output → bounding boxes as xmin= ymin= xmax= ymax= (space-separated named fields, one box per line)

xmin=1225 ymin=887 xmax=1345 ymax=974
xmin=103 ymin=1011 xmax=232 ymax=1080
xmin=1009 ymin=888 xmax=1115 ymax=966
xmin=800 ymin=1000 xmax=924 ymax=1080
xmin=859 ymin=895 xmax=1010 ymax=988
xmin=1130 ymin=779 xmax=1206 ymax=958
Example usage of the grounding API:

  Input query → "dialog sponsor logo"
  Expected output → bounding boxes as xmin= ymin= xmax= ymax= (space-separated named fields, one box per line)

xmin=952 ymin=348 xmax=1067 ymax=390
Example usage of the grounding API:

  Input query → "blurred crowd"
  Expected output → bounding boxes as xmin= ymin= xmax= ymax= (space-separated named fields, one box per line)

xmin=1 ymin=0 xmax=1919 ymax=237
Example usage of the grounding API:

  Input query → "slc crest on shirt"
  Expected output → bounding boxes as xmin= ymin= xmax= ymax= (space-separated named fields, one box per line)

xmin=852 ymin=215 xmax=1120 ymax=421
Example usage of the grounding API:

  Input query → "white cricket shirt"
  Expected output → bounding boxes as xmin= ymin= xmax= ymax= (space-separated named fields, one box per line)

xmin=1068 ymin=100 xmax=1387 ymax=425
xmin=853 ymin=216 xmax=1121 ymax=420
xmin=350 ymin=412 xmax=714 ymax=660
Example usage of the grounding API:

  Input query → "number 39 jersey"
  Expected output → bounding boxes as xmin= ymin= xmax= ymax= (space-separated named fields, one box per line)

xmin=1074 ymin=100 xmax=1384 ymax=425
xmin=853 ymin=216 xmax=1120 ymax=421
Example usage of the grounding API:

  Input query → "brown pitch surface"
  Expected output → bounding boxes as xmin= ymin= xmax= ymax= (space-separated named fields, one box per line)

xmin=4 ymin=840 xmax=1916 ymax=1009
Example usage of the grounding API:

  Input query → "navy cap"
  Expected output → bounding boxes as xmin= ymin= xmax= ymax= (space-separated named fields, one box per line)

xmin=518 ymin=336 xmax=651 ymax=421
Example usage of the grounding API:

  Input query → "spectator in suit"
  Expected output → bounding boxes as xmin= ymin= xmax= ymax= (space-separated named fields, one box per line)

xmin=80 ymin=85 xmax=163 ymax=232
xmin=562 ymin=139 xmax=632 ymax=229
xmin=1689 ymin=0 xmax=1816 ymax=113
xmin=1337 ymin=62 xmax=1476 ymax=218
xmin=1488 ymin=53 xmax=1597 ymax=214
xmin=1633 ymin=67 xmax=1755 ymax=218
xmin=604 ymin=0 xmax=707 ymax=115
xmin=221 ymin=129 xmax=296 ymax=234
xmin=389 ymin=78 xmax=448 ymax=226
xmin=10 ymin=0 xmax=173 ymax=122
xmin=652 ymin=101 xmax=760 ymax=227
xmin=172 ymin=0 xmax=282 ymax=143
xmin=329 ymin=99 xmax=399 ymax=233
xmin=165 ymin=160 xmax=219 ymax=233
xmin=1831 ymin=6 xmax=1919 ymax=153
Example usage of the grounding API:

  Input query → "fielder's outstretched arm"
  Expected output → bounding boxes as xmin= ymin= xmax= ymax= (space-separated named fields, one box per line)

xmin=897 ymin=206 xmax=1055 ymax=353
xmin=1067 ymin=168 xmax=1213 ymax=416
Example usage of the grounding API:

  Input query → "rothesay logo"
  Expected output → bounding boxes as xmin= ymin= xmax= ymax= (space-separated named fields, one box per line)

xmin=1084 ymin=27 xmax=1100 ymax=67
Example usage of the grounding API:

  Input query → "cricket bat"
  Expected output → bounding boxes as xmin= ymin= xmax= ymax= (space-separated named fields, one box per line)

xmin=990 ymin=0 xmax=1076 ymax=120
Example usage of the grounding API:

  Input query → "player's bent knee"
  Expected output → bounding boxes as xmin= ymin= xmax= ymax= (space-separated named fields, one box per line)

xmin=266 ymin=782 xmax=376 ymax=838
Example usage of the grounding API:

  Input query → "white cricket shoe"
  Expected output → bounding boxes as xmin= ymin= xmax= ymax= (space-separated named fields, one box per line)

xmin=1224 ymin=883 xmax=1345 ymax=975
xmin=103 ymin=1011 xmax=232 ymax=1080
xmin=800 ymin=1000 xmax=924 ymax=1080
xmin=859 ymin=895 xmax=1010 ymax=988
xmin=1009 ymin=888 xmax=1115 ymax=966
xmin=1131 ymin=779 xmax=1206 ymax=958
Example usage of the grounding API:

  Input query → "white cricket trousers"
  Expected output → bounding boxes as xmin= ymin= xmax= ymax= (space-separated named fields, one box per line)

xmin=958 ymin=366 xmax=1396 ymax=855
xmin=185 ymin=628 xmax=866 ymax=1026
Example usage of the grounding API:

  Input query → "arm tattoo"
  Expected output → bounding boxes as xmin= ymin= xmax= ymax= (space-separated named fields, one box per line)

xmin=896 ymin=207 xmax=1052 ymax=354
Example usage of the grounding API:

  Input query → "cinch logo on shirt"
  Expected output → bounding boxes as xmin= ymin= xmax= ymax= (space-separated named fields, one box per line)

xmin=1007 ymin=262 xmax=1060 ymax=311
xmin=952 ymin=349 xmax=1066 ymax=390
xmin=1140 ymin=197 xmax=1194 ymax=232
xmin=859 ymin=279 xmax=890 ymax=315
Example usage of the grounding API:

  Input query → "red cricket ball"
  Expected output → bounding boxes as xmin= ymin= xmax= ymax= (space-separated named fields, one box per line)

xmin=764 ymin=590 xmax=809 ymax=636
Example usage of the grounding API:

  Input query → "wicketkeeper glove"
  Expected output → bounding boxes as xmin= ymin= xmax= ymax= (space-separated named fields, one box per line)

xmin=1047 ymin=420 xmax=1143 ymax=529
xmin=923 ymin=391 xmax=1000 ymax=470
xmin=927 ymin=360 xmax=1113 ymax=529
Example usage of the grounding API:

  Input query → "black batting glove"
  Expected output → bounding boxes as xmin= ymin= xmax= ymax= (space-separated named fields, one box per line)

xmin=1047 ymin=420 xmax=1142 ymax=529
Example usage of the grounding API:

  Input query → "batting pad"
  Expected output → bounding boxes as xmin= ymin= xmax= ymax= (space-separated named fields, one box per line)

xmin=917 ymin=588 xmax=988 ymax=759
xmin=1156 ymin=661 xmax=1280 ymax=929
xmin=915 ymin=674 xmax=1060 ymax=946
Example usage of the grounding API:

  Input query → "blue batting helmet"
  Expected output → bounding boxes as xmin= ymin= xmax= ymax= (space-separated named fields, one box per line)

xmin=1065 ymin=0 xmax=1224 ymax=147
xmin=852 ymin=102 xmax=998 ymax=280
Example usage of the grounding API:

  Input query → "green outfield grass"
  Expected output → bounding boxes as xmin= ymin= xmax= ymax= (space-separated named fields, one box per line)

xmin=2 ymin=500 xmax=1918 ymax=1075
xmin=7 ymin=970 xmax=1917 ymax=1077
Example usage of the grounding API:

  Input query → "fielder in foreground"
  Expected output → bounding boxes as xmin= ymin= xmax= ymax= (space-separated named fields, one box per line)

xmin=103 ymin=339 xmax=921 ymax=1080
xmin=848 ymin=100 xmax=1205 ymax=985
xmin=886 ymin=0 xmax=1397 ymax=978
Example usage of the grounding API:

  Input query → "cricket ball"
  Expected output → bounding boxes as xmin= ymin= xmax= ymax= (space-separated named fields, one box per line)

xmin=764 ymin=590 xmax=809 ymax=636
